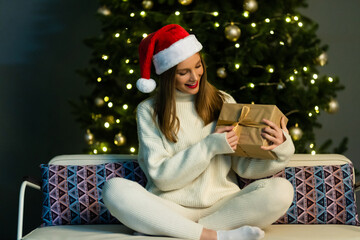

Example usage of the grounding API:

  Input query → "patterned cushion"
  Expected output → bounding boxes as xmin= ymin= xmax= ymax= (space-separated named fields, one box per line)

xmin=40 ymin=161 xmax=147 ymax=226
xmin=238 ymin=163 xmax=359 ymax=225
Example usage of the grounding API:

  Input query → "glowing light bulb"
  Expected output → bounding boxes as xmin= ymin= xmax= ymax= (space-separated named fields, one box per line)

xmin=289 ymin=76 xmax=295 ymax=81
xmin=129 ymin=69 xmax=134 ymax=74
xmin=311 ymin=79 xmax=315 ymax=84
xmin=93 ymin=149 xmax=98 ymax=154
xmin=214 ymin=22 xmax=220 ymax=28
xmin=313 ymin=74 xmax=318 ymax=79
xmin=251 ymin=23 xmax=256 ymax=27
xmin=311 ymin=150 xmax=316 ymax=155
xmin=308 ymin=112 xmax=313 ymax=117
xmin=142 ymin=33 xmax=148 ymax=38
xmin=130 ymin=147 xmax=136 ymax=153
xmin=116 ymin=119 xmax=120 ymax=123
xmin=107 ymin=69 xmax=113 ymax=74
xmin=108 ymin=102 xmax=113 ymax=108
xmin=130 ymin=13 xmax=135 ymax=17
xmin=310 ymin=143 xmax=314 ymax=149
xmin=97 ymin=77 xmax=102 ymax=82
xmin=294 ymin=69 xmax=298 ymax=74
xmin=298 ymin=22 xmax=303 ymax=27
xmin=102 ymin=55 xmax=109 ymax=60
xmin=268 ymin=68 xmax=274 ymax=73
xmin=125 ymin=59 xmax=130 ymax=64
xmin=213 ymin=11 xmax=219 ymax=16
xmin=243 ymin=11 xmax=249 ymax=18
xmin=265 ymin=18 xmax=270 ymax=23
xmin=140 ymin=11 xmax=146 ymax=17
xmin=303 ymin=67 xmax=308 ymax=72
xmin=126 ymin=83 xmax=132 ymax=89
xmin=127 ymin=38 xmax=131 ymax=44
xmin=114 ymin=33 xmax=120 ymax=38
xmin=279 ymin=41 xmax=285 ymax=45
xmin=102 ymin=147 xmax=108 ymax=152
xmin=123 ymin=104 xmax=128 ymax=110
xmin=270 ymin=30 xmax=274 ymax=35
xmin=294 ymin=16 xmax=299 ymax=21
xmin=285 ymin=17 xmax=291 ymax=23
xmin=235 ymin=63 xmax=241 ymax=69
xmin=104 ymin=122 xmax=110 ymax=128
xmin=314 ymin=106 xmax=319 ymax=111
xmin=328 ymin=77 xmax=334 ymax=82
xmin=249 ymin=83 xmax=255 ymax=88
xmin=104 ymin=96 xmax=109 ymax=102
xmin=235 ymin=43 xmax=240 ymax=48
xmin=175 ymin=11 xmax=180 ymax=16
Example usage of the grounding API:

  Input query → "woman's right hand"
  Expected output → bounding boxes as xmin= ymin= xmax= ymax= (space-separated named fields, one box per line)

xmin=215 ymin=126 xmax=238 ymax=150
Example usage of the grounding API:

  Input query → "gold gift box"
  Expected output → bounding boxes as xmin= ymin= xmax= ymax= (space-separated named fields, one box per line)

xmin=216 ymin=103 xmax=288 ymax=159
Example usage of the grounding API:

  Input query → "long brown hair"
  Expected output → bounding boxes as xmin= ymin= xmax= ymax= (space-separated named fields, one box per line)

xmin=153 ymin=53 xmax=225 ymax=142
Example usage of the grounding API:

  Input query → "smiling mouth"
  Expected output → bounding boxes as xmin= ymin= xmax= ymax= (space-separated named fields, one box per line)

xmin=185 ymin=81 xmax=199 ymax=89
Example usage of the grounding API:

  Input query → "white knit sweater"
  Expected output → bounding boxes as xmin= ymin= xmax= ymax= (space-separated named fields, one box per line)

xmin=136 ymin=90 xmax=295 ymax=208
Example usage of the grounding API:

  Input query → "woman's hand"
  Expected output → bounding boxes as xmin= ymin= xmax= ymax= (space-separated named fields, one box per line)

xmin=215 ymin=126 xmax=238 ymax=150
xmin=260 ymin=117 xmax=288 ymax=151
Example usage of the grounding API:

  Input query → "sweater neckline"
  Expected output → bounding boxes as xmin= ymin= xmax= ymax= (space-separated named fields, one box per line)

xmin=175 ymin=90 xmax=196 ymax=102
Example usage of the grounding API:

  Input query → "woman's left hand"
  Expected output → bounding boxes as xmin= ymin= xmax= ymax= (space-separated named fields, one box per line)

xmin=260 ymin=116 xmax=288 ymax=151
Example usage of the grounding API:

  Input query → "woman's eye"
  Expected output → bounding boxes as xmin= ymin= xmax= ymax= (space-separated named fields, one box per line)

xmin=196 ymin=65 xmax=202 ymax=68
xmin=178 ymin=72 xmax=187 ymax=76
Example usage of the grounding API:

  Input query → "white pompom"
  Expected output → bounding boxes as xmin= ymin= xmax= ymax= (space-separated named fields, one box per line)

xmin=136 ymin=78 xmax=156 ymax=93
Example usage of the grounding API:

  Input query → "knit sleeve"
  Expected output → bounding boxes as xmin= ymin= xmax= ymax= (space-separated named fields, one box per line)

xmin=231 ymin=131 xmax=295 ymax=179
xmin=136 ymin=101 xmax=234 ymax=192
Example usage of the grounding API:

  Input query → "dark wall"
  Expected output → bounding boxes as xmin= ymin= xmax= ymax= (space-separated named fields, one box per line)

xmin=0 ymin=0 xmax=100 ymax=239
xmin=0 ymin=1 xmax=359 ymax=239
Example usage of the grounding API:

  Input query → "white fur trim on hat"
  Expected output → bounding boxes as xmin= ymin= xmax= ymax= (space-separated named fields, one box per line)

xmin=152 ymin=35 xmax=203 ymax=75
xmin=136 ymin=78 xmax=156 ymax=93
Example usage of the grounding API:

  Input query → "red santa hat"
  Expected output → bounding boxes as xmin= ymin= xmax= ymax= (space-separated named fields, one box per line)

xmin=136 ymin=24 xmax=203 ymax=93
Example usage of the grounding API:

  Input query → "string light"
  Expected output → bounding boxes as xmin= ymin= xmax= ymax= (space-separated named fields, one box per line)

xmin=114 ymin=33 xmax=120 ymax=38
xmin=315 ymin=106 xmax=319 ymax=113
xmin=129 ymin=69 xmax=134 ymax=74
xmin=265 ymin=18 xmax=270 ymax=23
xmin=104 ymin=122 xmax=110 ymax=128
xmin=102 ymin=146 xmax=108 ymax=152
xmin=130 ymin=12 xmax=135 ymax=17
xmin=97 ymin=77 xmax=102 ymax=82
xmin=214 ymin=22 xmax=220 ymax=28
xmin=294 ymin=69 xmax=298 ymax=74
xmin=279 ymin=41 xmax=285 ymax=45
xmin=235 ymin=63 xmax=241 ymax=69
xmin=251 ymin=23 xmax=256 ymax=27
xmin=93 ymin=149 xmax=98 ymax=154
xmin=328 ymin=77 xmax=334 ymax=82
xmin=116 ymin=119 xmax=120 ymax=123
xmin=311 ymin=150 xmax=316 ymax=155
xmin=108 ymin=102 xmax=113 ymax=108
xmin=294 ymin=16 xmax=299 ymax=21
xmin=289 ymin=76 xmax=295 ymax=81
xmin=175 ymin=11 xmax=180 ymax=16
xmin=303 ymin=67 xmax=308 ymax=72
xmin=212 ymin=11 xmax=219 ymax=16
xmin=308 ymin=112 xmax=313 ymax=117
xmin=102 ymin=55 xmax=109 ymax=60
xmin=285 ymin=17 xmax=291 ymax=23
xmin=248 ymin=83 xmax=255 ymax=88
xmin=310 ymin=143 xmax=314 ymax=149
xmin=123 ymin=104 xmax=128 ymax=110
xmin=313 ymin=74 xmax=318 ymax=79
xmin=142 ymin=33 xmax=148 ymax=38
xmin=107 ymin=69 xmax=113 ymax=74
xmin=270 ymin=30 xmax=275 ymax=35
xmin=298 ymin=22 xmax=303 ymax=27
xmin=310 ymin=79 xmax=315 ymax=84
xmin=104 ymin=96 xmax=109 ymax=102
xmin=235 ymin=43 xmax=240 ymax=48
xmin=127 ymin=38 xmax=131 ymax=44
xmin=126 ymin=83 xmax=132 ymax=89
xmin=125 ymin=59 xmax=130 ymax=64
xmin=243 ymin=11 xmax=249 ymax=18
xmin=130 ymin=147 xmax=136 ymax=153
xmin=140 ymin=11 xmax=146 ymax=17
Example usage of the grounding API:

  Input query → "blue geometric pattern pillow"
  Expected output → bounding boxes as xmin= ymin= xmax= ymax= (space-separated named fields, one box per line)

xmin=40 ymin=161 xmax=147 ymax=226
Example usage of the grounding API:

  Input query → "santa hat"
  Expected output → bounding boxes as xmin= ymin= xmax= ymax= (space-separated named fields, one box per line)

xmin=136 ymin=24 xmax=203 ymax=93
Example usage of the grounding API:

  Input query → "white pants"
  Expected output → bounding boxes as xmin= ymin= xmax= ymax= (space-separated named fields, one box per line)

xmin=102 ymin=177 xmax=294 ymax=240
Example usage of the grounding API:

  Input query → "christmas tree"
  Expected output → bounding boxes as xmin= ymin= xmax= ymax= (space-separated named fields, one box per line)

xmin=71 ymin=0 xmax=346 ymax=155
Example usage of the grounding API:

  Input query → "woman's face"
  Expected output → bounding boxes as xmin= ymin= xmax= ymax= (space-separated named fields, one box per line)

xmin=175 ymin=53 xmax=203 ymax=95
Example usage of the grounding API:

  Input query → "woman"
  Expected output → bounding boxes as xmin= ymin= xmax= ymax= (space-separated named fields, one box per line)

xmin=103 ymin=24 xmax=295 ymax=240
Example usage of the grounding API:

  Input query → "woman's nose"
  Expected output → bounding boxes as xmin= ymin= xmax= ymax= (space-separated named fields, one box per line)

xmin=190 ymin=70 xmax=199 ymax=81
